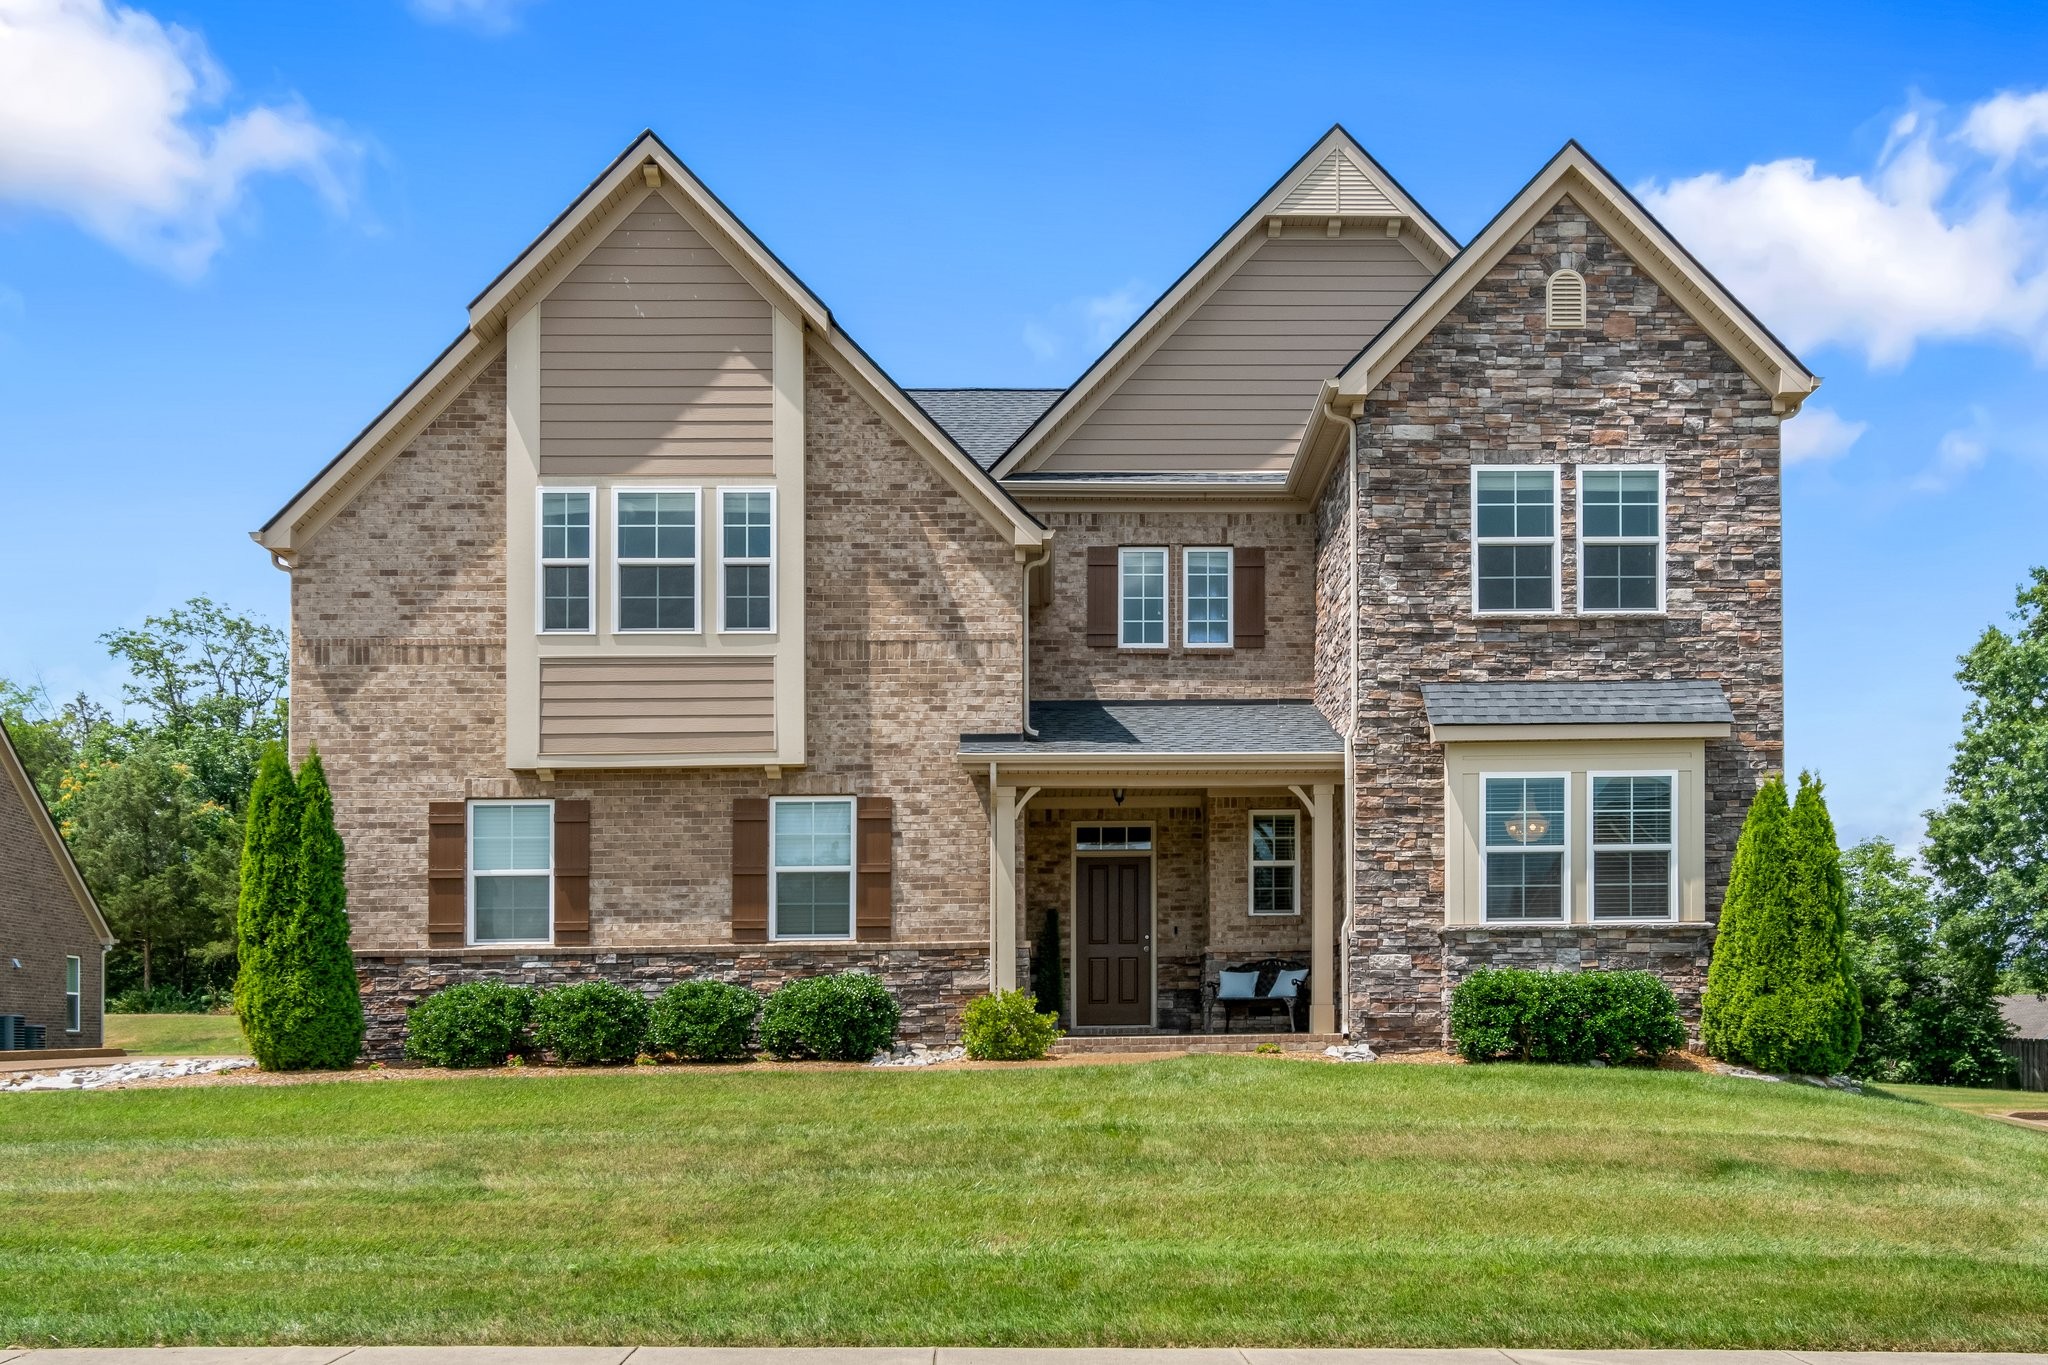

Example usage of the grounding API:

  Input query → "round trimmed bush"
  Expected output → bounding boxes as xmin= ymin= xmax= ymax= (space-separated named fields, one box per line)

xmin=961 ymin=989 xmax=1061 ymax=1060
xmin=403 ymin=981 xmax=536 ymax=1068
xmin=648 ymin=979 xmax=760 ymax=1061
xmin=759 ymin=971 xmax=901 ymax=1061
xmin=1449 ymin=967 xmax=1684 ymax=1065
xmin=532 ymin=981 xmax=650 ymax=1065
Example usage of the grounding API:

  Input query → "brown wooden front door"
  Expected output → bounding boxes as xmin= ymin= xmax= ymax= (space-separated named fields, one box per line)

xmin=1076 ymin=856 xmax=1152 ymax=1027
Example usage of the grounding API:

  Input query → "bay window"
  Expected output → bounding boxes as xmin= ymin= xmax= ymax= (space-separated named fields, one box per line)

xmin=1481 ymin=774 xmax=1568 ymax=921
xmin=615 ymin=488 xmax=699 ymax=632
xmin=1590 ymin=773 xmax=1677 ymax=920
xmin=538 ymin=489 xmax=593 ymax=633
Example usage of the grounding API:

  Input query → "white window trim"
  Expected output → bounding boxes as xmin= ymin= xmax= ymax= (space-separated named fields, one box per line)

xmin=64 ymin=955 xmax=81 ymax=1033
xmin=1118 ymin=546 xmax=1169 ymax=650
xmin=612 ymin=485 xmax=703 ymax=635
xmin=536 ymin=485 xmax=597 ymax=636
xmin=1588 ymin=769 xmax=1681 ymax=924
xmin=1182 ymin=546 xmax=1234 ymax=650
xmin=1577 ymin=464 xmax=1666 ymax=615
xmin=1247 ymin=810 xmax=1300 ymax=917
xmin=1478 ymin=771 xmax=1572 ymax=924
xmin=768 ymin=795 xmax=857 ymax=942
xmin=717 ymin=486 xmax=777 ymax=635
xmin=1470 ymin=464 xmax=1562 ymax=617
xmin=467 ymin=799 xmax=555 ymax=947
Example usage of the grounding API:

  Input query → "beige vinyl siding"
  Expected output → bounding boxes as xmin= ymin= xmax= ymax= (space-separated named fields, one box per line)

xmin=1040 ymin=234 xmax=1432 ymax=473
xmin=539 ymin=202 xmax=773 ymax=477
xmin=538 ymin=655 xmax=775 ymax=757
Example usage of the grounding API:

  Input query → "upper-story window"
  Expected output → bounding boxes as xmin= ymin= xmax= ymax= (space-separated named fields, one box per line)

xmin=615 ymin=489 xmax=700 ymax=633
xmin=1579 ymin=467 xmax=1664 ymax=613
xmin=1472 ymin=467 xmax=1557 ymax=614
xmin=1183 ymin=547 xmax=1232 ymax=648
xmin=1119 ymin=547 xmax=1167 ymax=648
xmin=539 ymin=489 xmax=593 ymax=633
xmin=720 ymin=489 xmax=775 ymax=632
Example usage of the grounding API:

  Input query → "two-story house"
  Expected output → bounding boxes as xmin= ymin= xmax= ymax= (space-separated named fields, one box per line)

xmin=256 ymin=128 xmax=1813 ymax=1054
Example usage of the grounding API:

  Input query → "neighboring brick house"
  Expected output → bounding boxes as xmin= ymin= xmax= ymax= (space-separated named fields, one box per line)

xmin=256 ymin=129 xmax=1816 ymax=1055
xmin=0 ymin=718 xmax=114 ymax=1048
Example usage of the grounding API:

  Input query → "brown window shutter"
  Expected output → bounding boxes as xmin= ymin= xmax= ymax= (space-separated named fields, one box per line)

xmin=553 ymin=799 xmax=591 ymax=946
xmin=1235 ymin=547 xmax=1266 ymax=649
xmin=1086 ymin=546 xmax=1118 ymax=648
xmin=426 ymin=802 xmax=467 ymax=948
xmin=856 ymin=796 xmax=894 ymax=942
xmin=732 ymin=798 xmax=769 ymax=943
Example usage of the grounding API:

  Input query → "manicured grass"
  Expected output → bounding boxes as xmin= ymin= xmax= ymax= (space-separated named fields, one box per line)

xmin=1876 ymin=1081 xmax=2048 ymax=1120
xmin=103 ymin=1012 xmax=248 ymax=1056
xmin=2 ymin=1057 xmax=2045 ymax=1348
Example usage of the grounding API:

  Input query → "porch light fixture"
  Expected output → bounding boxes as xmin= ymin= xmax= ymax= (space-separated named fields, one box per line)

xmin=1503 ymin=811 xmax=1550 ymax=843
xmin=1112 ymin=789 xmax=1126 ymax=806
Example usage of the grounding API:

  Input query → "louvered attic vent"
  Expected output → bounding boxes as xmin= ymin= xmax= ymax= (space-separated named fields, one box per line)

xmin=1546 ymin=269 xmax=1587 ymax=329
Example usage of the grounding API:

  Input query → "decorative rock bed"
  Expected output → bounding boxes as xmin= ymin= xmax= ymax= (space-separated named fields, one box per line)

xmin=0 ymin=1057 xmax=255 ymax=1092
xmin=869 ymin=1043 xmax=966 ymax=1067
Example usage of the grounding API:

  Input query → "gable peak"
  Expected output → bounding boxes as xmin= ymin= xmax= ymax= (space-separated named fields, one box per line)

xmin=1276 ymin=148 xmax=1399 ymax=216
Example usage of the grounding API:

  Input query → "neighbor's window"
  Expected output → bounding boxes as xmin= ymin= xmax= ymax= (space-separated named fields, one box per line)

xmin=1580 ymin=467 xmax=1664 ymax=613
xmin=65 ymin=956 xmax=81 ymax=1033
xmin=470 ymin=801 xmax=552 ymax=944
xmin=1473 ymin=468 xmax=1557 ymax=613
xmin=1591 ymin=774 xmax=1675 ymax=920
xmin=771 ymin=797 xmax=854 ymax=939
xmin=720 ymin=489 xmax=775 ymax=632
xmin=616 ymin=488 xmax=699 ymax=632
xmin=1183 ymin=547 xmax=1233 ymax=647
xmin=1482 ymin=775 xmax=1568 ymax=921
xmin=1075 ymin=825 xmax=1153 ymax=852
xmin=1119 ymin=547 xmax=1168 ymax=647
xmin=539 ymin=489 xmax=593 ymax=633
xmin=1249 ymin=812 xmax=1299 ymax=916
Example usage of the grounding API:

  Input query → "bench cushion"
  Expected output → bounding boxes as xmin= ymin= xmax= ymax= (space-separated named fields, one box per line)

xmin=1269 ymin=968 xmax=1307 ymax=1000
xmin=1217 ymin=969 xmax=1261 ymax=1000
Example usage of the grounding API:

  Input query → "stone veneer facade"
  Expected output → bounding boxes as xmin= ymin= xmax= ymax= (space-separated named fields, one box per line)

xmin=1334 ymin=197 xmax=1783 ymax=1049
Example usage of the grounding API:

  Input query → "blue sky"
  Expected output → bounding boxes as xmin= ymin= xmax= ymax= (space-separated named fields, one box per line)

xmin=2 ymin=0 xmax=2046 ymax=848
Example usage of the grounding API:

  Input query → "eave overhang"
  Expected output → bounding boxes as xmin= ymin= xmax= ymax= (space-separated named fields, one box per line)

xmin=1428 ymin=722 xmax=1734 ymax=744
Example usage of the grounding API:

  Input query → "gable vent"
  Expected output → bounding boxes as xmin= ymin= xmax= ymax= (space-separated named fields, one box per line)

xmin=1546 ymin=269 xmax=1587 ymax=329
xmin=1278 ymin=151 xmax=1399 ymax=216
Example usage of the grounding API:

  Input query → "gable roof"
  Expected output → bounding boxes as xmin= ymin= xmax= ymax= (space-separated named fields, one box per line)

xmin=1333 ymin=141 xmax=1820 ymax=415
xmin=257 ymin=131 xmax=1045 ymax=555
xmin=907 ymin=389 xmax=1063 ymax=469
xmin=0 ymin=721 xmax=114 ymax=948
xmin=990 ymin=126 xmax=1458 ymax=480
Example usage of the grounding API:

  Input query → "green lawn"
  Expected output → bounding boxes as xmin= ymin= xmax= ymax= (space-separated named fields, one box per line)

xmin=2 ymin=1057 xmax=2045 ymax=1348
xmin=103 ymin=1012 xmax=248 ymax=1056
xmin=1874 ymin=1081 xmax=2048 ymax=1120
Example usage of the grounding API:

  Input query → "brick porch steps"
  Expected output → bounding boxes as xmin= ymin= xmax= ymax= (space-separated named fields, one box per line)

xmin=1052 ymin=1032 xmax=1344 ymax=1055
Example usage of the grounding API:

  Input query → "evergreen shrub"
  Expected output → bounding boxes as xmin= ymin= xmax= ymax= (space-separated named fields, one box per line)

xmin=648 ymin=979 xmax=760 ymax=1061
xmin=961 ymin=989 xmax=1062 ymax=1060
xmin=404 ymin=981 xmax=536 ymax=1068
xmin=532 ymin=981 xmax=650 ymax=1065
xmin=759 ymin=971 xmax=901 ymax=1061
xmin=1449 ymin=968 xmax=1685 ymax=1064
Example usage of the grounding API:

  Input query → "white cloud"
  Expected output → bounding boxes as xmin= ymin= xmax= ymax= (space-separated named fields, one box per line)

xmin=407 ymin=0 xmax=538 ymax=35
xmin=1638 ymin=94 xmax=2048 ymax=368
xmin=1962 ymin=90 xmax=2048 ymax=162
xmin=1913 ymin=411 xmax=1992 ymax=493
xmin=1021 ymin=281 xmax=1149 ymax=368
xmin=1781 ymin=406 xmax=1868 ymax=465
xmin=0 ymin=0 xmax=356 ymax=278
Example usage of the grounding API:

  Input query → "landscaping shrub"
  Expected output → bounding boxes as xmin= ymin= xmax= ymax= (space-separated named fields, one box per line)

xmin=107 ymin=983 xmax=223 ymax=1014
xmin=1030 ymin=911 xmax=1065 ymax=1025
xmin=648 ymin=979 xmax=760 ymax=1061
xmin=404 ymin=981 xmax=536 ymax=1068
xmin=1703 ymin=772 xmax=1863 ymax=1075
xmin=961 ymin=989 xmax=1061 ymax=1060
xmin=1449 ymin=968 xmax=1684 ymax=1064
xmin=759 ymin=971 xmax=901 ymax=1061
xmin=532 ymin=981 xmax=650 ymax=1065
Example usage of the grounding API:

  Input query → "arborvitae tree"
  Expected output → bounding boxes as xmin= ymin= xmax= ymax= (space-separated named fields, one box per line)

xmin=280 ymin=748 xmax=364 ymax=1069
xmin=1703 ymin=773 xmax=1862 ymax=1074
xmin=1031 ymin=910 xmax=1065 ymax=1025
xmin=234 ymin=744 xmax=302 ymax=1066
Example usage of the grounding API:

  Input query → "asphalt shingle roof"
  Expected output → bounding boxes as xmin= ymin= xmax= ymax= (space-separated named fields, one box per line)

xmin=1999 ymin=994 xmax=2048 ymax=1040
xmin=1420 ymin=680 xmax=1735 ymax=727
xmin=960 ymin=700 xmax=1343 ymax=757
xmin=906 ymin=389 xmax=1063 ymax=468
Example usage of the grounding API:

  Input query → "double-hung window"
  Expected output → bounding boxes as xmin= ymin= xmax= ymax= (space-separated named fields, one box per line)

xmin=64 ymin=956 xmax=80 ymax=1033
xmin=1590 ymin=774 xmax=1676 ymax=920
xmin=1580 ymin=467 xmax=1664 ymax=612
xmin=539 ymin=489 xmax=594 ymax=633
xmin=1473 ymin=467 xmax=1558 ymax=613
xmin=1249 ymin=811 xmax=1299 ymax=915
xmin=720 ymin=489 xmax=775 ymax=632
xmin=1481 ymin=775 xmax=1568 ymax=921
xmin=470 ymin=801 xmax=553 ymax=944
xmin=1183 ymin=547 xmax=1233 ymax=648
xmin=771 ymin=797 xmax=854 ymax=940
xmin=615 ymin=489 xmax=699 ymax=632
xmin=1119 ymin=547 xmax=1167 ymax=648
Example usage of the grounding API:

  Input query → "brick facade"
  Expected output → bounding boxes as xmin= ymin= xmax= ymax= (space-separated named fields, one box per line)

xmin=0 ymin=752 xmax=104 ymax=1045
xmin=1338 ymin=197 xmax=1783 ymax=1049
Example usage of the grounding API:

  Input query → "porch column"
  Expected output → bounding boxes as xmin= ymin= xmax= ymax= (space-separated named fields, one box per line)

xmin=992 ymin=783 xmax=1020 ymax=991
xmin=1311 ymin=782 xmax=1336 ymax=1033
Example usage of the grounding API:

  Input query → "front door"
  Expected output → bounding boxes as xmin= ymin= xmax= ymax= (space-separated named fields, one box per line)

xmin=1076 ymin=856 xmax=1152 ymax=1027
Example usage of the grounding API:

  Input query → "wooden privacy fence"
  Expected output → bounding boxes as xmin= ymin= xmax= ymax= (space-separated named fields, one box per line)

xmin=2004 ymin=1038 xmax=2048 ymax=1091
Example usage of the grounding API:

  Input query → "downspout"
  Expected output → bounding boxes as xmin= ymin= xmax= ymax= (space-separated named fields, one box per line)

xmin=1018 ymin=542 xmax=1051 ymax=738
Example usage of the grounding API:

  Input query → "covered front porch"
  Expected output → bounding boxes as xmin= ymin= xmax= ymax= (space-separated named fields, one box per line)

xmin=961 ymin=700 xmax=1346 ymax=1037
